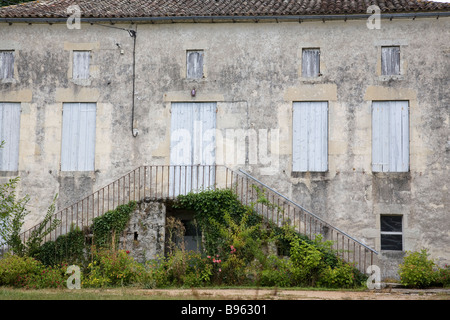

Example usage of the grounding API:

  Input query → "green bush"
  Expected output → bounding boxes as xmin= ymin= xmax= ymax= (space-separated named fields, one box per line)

xmin=83 ymin=248 xmax=141 ymax=288
xmin=35 ymin=226 xmax=85 ymax=266
xmin=435 ymin=264 xmax=450 ymax=287
xmin=0 ymin=254 xmax=67 ymax=289
xmin=317 ymin=261 xmax=360 ymax=288
xmin=259 ymin=255 xmax=293 ymax=287
xmin=399 ymin=249 xmax=437 ymax=288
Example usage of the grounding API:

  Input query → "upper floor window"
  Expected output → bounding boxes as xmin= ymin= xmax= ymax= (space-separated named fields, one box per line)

xmin=0 ymin=102 xmax=21 ymax=171
xmin=0 ymin=51 xmax=14 ymax=80
xmin=302 ymin=48 xmax=320 ymax=78
xmin=61 ymin=102 xmax=96 ymax=171
xmin=186 ymin=50 xmax=204 ymax=79
xmin=73 ymin=50 xmax=90 ymax=80
xmin=381 ymin=46 xmax=400 ymax=76
xmin=372 ymin=101 xmax=409 ymax=172
xmin=292 ymin=101 xmax=328 ymax=172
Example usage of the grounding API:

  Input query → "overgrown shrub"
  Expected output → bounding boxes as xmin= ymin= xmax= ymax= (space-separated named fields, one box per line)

xmin=0 ymin=253 xmax=67 ymax=289
xmin=399 ymin=249 xmax=437 ymax=288
xmin=83 ymin=248 xmax=141 ymax=288
xmin=35 ymin=226 xmax=85 ymax=266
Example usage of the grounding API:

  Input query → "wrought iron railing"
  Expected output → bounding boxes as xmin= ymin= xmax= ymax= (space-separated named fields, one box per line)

xmin=1 ymin=165 xmax=377 ymax=273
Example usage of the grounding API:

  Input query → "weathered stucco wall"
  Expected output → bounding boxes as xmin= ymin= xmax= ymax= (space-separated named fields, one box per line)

xmin=0 ymin=17 xmax=448 ymax=279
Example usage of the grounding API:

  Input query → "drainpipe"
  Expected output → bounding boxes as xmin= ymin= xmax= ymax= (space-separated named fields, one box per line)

xmin=129 ymin=27 xmax=138 ymax=138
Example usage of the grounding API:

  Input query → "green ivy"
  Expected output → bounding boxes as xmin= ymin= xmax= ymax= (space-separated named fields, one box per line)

xmin=35 ymin=226 xmax=85 ymax=266
xmin=91 ymin=201 xmax=137 ymax=249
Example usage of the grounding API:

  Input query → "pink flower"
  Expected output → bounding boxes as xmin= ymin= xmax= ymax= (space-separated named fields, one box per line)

xmin=207 ymin=256 xmax=211 ymax=259
xmin=219 ymin=268 xmax=221 ymax=272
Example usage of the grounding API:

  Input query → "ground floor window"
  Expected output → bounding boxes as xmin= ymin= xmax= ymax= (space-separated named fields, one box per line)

xmin=380 ymin=215 xmax=403 ymax=251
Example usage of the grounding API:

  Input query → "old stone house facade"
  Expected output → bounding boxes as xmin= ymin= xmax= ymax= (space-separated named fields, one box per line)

xmin=0 ymin=0 xmax=449 ymax=279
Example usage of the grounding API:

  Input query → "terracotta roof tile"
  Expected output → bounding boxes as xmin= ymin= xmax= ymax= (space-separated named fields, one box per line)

xmin=0 ymin=0 xmax=449 ymax=19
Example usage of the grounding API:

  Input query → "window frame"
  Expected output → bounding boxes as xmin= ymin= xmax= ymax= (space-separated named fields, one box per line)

xmin=0 ymin=102 xmax=21 ymax=172
xmin=0 ymin=50 xmax=15 ymax=80
xmin=372 ymin=100 xmax=409 ymax=173
xmin=72 ymin=50 xmax=91 ymax=80
xmin=301 ymin=48 xmax=321 ymax=78
xmin=186 ymin=50 xmax=204 ymax=79
xmin=292 ymin=101 xmax=329 ymax=172
xmin=380 ymin=215 xmax=403 ymax=251
xmin=60 ymin=102 xmax=97 ymax=172
xmin=381 ymin=46 xmax=401 ymax=76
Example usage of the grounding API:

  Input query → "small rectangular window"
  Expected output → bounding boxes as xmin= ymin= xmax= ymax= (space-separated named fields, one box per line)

xmin=292 ymin=101 xmax=328 ymax=172
xmin=73 ymin=51 xmax=90 ymax=79
xmin=302 ymin=48 xmax=320 ymax=78
xmin=186 ymin=50 xmax=204 ymax=79
xmin=0 ymin=103 xmax=21 ymax=171
xmin=372 ymin=101 xmax=409 ymax=172
xmin=61 ymin=103 xmax=96 ymax=171
xmin=381 ymin=46 xmax=400 ymax=76
xmin=380 ymin=215 xmax=403 ymax=251
xmin=0 ymin=51 xmax=14 ymax=80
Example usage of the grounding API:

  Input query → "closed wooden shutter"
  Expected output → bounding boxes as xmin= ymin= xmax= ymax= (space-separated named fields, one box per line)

xmin=61 ymin=103 xmax=96 ymax=171
xmin=292 ymin=102 xmax=328 ymax=172
xmin=302 ymin=49 xmax=320 ymax=78
xmin=73 ymin=51 xmax=90 ymax=79
xmin=170 ymin=102 xmax=216 ymax=195
xmin=0 ymin=103 xmax=21 ymax=171
xmin=186 ymin=51 xmax=204 ymax=79
xmin=372 ymin=101 xmax=409 ymax=172
xmin=381 ymin=46 xmax=400 ymax=76
xmin=0 ymin=51 xmax=14 ymax=79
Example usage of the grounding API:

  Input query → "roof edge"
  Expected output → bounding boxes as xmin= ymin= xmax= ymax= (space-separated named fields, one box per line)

xmin=1 ymin=11 xmax=450 ymax=24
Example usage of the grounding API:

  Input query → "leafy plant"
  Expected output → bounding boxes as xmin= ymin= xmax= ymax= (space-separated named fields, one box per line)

xmin=91 ymin=201 xmax=136 ymax=249
xmin=399 ymin=249 xmax=438 ymax=288
xmin=83 ymin=248 xmax=140 ymax=288
xmin=0 ymin=176 xmax=30 ymax=256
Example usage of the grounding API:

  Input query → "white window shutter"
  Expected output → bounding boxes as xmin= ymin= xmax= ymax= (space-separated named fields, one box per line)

xmin=372 ymin=101 xmax=409 ymax=172
xmin=186 ymin=51 xmax=204 ymax=79
xmin=61 ymin=103 xmax=96 ymax=171
xmin=73 ymin=51 xmax=90 ymax=79
xmin=381 ymin=46 xmax=400 ymax=76
xmin=302 ymin=49 xmax=320 ymax=78
xmin=0 ymin=103 xmax=21 ymax=171
xmin=0 ymin=51 xmax=14 ymax=79
xmin=293 ymin=102 xmax=328 ymax=172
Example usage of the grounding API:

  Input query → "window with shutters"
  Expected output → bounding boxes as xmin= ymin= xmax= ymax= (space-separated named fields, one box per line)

xmin=61 ymin=103 xmax=96 ymax=171
xmin=380 ymin=215 xmax=403 ymax=251
xmin=0 ymin=103 xmax=20 ymax=171
xmin=292 ymin=101 xmax=328 ymax=172
xmin=381 ymin=46 xmax=400 ymax=76
xmin=0 ymin=51 xmax=14 ymax=80
xmin=302 ymin=48 xmax=320 ymax=78
xmin=72 ymin=50 xmax=90 ymax=80
xmin=372 ymin=101 xmax=409 ymax=172
xmin=186 ymin=50 xmax=204 ymax=79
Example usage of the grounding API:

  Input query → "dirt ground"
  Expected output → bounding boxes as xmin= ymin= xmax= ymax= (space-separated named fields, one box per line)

xmin=137 ymin=287 xmax=450 ymax=300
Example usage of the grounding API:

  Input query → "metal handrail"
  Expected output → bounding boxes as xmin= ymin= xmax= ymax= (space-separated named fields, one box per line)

xmin=238 ymin=168 xmax=378 ymax=255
